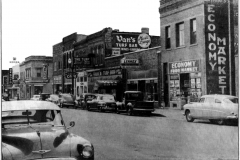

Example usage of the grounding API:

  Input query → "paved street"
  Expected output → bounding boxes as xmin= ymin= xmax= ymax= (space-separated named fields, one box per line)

xmin=61 ymin=107 xmax=238 ymax=160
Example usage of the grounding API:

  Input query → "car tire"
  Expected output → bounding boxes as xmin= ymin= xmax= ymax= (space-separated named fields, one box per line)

xmin=59 ymin=103 xmax=63 ymax=108
xmin=116 ymin=107 xmax=120 ymax=114
xmin=185 ymin=110 xmax=194 ymax=122
xmin=209 ymin=119 xmax=216 ymax=124
xmin=128 ymin=108 xmax=133 ymax=116
xmin=216 ymin=119 xmax=224 ymax=125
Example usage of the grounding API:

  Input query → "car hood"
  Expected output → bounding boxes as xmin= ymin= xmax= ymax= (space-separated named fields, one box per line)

xmin=2 ymin=125 xmax=90 ymax=160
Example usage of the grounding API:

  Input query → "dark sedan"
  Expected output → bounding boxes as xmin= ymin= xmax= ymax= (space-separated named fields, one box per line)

xmin=86 ymin=94 xmax=117 ymax=112
xmin=76 ymin=93 xmax=96 ymax=109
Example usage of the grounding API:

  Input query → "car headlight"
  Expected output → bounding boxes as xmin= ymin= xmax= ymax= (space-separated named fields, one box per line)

xmin=77 ymin=144 xmax=94 ymax=158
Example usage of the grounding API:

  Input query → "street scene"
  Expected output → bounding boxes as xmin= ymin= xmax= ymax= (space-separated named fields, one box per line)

xmin=2 ymin=0 xmax=239 ymax=160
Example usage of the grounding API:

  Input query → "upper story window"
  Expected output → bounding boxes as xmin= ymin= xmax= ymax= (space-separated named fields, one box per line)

xmin=36 ymin=68 xmax=42 ymax=77
xmin=25 ymin=68 xmax=31 ymax=79
xmin=58 ymin=61 xmax=61 ymax=70
xmin=190 ymin=18 xmax=197 ymax=44
xmin=54 ymin=62 xmax=57 ymax=71
xmin=165 ymin=26 xmax=171 ymax=49
xmin=176 ymin=22 xmax=185 ymax=47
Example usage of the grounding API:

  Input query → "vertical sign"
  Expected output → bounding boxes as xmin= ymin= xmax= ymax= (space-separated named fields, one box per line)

xmin=205 ymin=0 xmax=230 ymax=94
xmin=9 ymin=68 xmax=12 ymax=84
xmin=42 ymin=65 xmax=48 ymax=79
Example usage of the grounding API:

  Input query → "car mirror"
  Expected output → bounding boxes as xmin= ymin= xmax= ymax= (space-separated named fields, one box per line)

xmin=67 ymin=121 xmax=75 ymax=129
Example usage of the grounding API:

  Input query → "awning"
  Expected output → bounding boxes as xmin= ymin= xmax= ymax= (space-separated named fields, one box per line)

xmin=94 ymin=80 xmax=119 ymax=90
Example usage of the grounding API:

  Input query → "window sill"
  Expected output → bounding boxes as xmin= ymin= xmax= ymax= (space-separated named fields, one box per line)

xmin=166 ymin=48 xmax=172 ymax=51
xmin=189 ymin=43 xmax=198 ymax=47
xmin=176 ymin=45 xmax=186 ymax=49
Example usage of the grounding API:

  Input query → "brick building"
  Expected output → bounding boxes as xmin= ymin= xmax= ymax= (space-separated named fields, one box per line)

xmin=19 ymin=56 xmax=53 ymax=99
xmin=53 ymin=42 xmax=63 ymax=94
xmin=72 ymin=27 xmax=160 ymax=101
xmin=159 ymin=0 xmax=238 ymax=107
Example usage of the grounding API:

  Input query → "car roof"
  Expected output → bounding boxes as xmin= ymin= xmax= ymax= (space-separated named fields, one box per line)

xmin=202 ymin=94 xmax=237 ymax=99
xmin=2 ymin=101 xmax=60 ymax=111
xmin=124 ymin=91 xmax=142 ymax=93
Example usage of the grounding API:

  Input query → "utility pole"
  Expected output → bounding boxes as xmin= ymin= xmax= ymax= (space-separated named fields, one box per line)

xmin=68 ymin=58 xmax=74 ymax=95
xmin=157 ymin=50 xmax=163 ymax=108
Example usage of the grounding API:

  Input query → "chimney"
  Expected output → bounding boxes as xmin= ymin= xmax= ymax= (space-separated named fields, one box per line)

xmin=141 ymin=27 xmax=149 ymax=34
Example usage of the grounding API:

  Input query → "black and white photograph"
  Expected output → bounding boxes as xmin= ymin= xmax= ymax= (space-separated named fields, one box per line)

xmin=1 ymin=0 xmax=239 ymax=160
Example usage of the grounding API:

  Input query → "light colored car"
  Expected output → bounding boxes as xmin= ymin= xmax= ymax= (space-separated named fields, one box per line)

xmin=2 ymin=100 xmax=94 ymax=160
xmin=86 ymin=94 xmax=117 ymax=112
xmin=183 ymin=94 xmax=238 ymax=125
xmin=59 ymin=93 xmax=77 ymax=108
xmin=46 ymin=94 xmax=60 ymax=105
xmin=30 ymin=95 xmax=41 ymax=100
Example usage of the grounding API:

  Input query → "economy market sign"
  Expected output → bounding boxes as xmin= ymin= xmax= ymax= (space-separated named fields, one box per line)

xmin=169 ymin=60 xmax=200 ymax=74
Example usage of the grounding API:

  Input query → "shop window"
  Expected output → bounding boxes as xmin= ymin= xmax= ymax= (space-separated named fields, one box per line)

xmin=84 ymin=76 xmax=87 ymax=82
xmin=176 ymin=22 xmax=185 ymax=47
xmin=80 ymin=77 xmax=83 ymax=82
xmin=165 ymin=26 xmax=171 ymax=49
xmin=190 ymin=18 xmax=197 ymax=44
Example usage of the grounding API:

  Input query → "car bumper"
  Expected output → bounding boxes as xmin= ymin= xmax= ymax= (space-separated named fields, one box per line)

xmin=133 ymin=108 xmax=155 ymax=112
xmin=226 ymin=115 xmax=238 ymax=119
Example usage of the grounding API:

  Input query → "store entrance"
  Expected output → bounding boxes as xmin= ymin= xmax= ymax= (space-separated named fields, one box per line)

xmin=180 ymin=73 xmax=190 ymax=103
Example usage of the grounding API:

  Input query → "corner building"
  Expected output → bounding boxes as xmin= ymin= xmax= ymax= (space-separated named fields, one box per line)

xmin=159 ymin=0 xmax=238 ymax=106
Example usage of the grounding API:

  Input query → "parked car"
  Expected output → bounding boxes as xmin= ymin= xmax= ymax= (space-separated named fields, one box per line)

xmin=86 ymin=94 xmax=117 ymax=112
xmin=116 ymin=91 xmax=155 ymax=116
xmin=59 ymin=93 xmax=77 ymax=108
xmin=30 ymin=94 xmax=41 ymax=101
xmin=183 ymin=94 xmax=238 ymax=125
xmin=46 ymin=94 xmax=60 ymax=105
xmin=39 ymin=93 xmax=51 ymax=101
xmin=77 ymin=93 xmax=96 ymax=109
xmin=2 ymin=93 xmax=9 ymax=101
xmin=2 ymin=100 xmax=94 ymax=160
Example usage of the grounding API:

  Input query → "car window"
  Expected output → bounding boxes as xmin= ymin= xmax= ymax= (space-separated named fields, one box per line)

xmin=215 ymin=99 xmax=221 ymax=103
xmin=223 ymin=98 xmax=238 ymax=104
xmin=102 ymin=95 xmax=115 ymax=101
xmin=2 ymin=109 xmax=64 ymax=128
xmin=205 ymin=97 xmax=215 ymax=103
xmin=199 ymin=98 xmax=205 ymax=103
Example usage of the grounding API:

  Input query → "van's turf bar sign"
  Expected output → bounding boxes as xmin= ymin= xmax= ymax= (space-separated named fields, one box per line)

xmin=205 ymin=0 xmax=230 ymax=94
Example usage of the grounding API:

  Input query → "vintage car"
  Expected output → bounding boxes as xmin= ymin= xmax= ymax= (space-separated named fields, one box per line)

xmin=59 ymin=93 xmax=77 ymax=108
xmin=86 ymin=94 xmax=117 ymax=112
xmin=76 ymin=93 xmax=96 ymax=110
xmin=116 ymin=91 xmax=155 ymax=116
xmin=30 ymin=95 xmax=41 ymax=101
xmin=39 ymin=93 xmax=51 ymax=101
xmin=46 ymin=94 xmax=60 ymax=105
xmin=183 ymin=94 xmax=238 ymax=125
xmin=2 ymin=100 xmax=94 ymax=160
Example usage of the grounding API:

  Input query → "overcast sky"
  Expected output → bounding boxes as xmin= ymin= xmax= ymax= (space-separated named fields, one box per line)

xmin=2 ymin=0 xmax=160 ymax=70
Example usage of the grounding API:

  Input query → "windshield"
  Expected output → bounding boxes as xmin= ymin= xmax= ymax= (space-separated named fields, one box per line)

xmin=100 ymin=95 xmax=115 ymax=101
xmin=223 ymin=98 xmax=238 ymax=104
xmin=2 ymin=109 xmax=64 ymax=128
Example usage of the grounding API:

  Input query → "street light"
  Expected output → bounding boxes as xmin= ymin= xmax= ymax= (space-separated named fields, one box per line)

xmin=68 ymin=58 xmax=74 ymax=95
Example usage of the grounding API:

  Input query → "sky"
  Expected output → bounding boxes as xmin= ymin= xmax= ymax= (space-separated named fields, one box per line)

xmin=2 ymin=0 xmax=160 ymax=70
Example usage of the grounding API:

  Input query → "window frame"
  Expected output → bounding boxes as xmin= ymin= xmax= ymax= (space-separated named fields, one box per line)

xmin=165 ymin=26 xmax=171 ymax=49
xmin=176 ymin=22 xmax=185 ymax=47
xmin=190 ymin=18 xmax=197 ymax=44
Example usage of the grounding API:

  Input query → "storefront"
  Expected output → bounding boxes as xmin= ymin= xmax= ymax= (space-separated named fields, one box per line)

xmin=76 ymin=71 xmax=88 ymax=99
xmin=53 ymin=75 xmax=62 ymax=94
xmin=168 ymin=59 xmax=202 ymax=107
xmin=87 ymin=66 xmax=124 ymax=101
xmin=127 ymin=69 xmax=158 ymax=101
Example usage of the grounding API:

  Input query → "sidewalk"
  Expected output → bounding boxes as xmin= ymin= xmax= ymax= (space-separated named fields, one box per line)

xmin=153 ymin=107 xmax=186 ymax=121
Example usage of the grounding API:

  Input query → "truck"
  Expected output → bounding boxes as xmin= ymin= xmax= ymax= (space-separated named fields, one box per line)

xmin=116 ymin=91 xmax=155 ymax=116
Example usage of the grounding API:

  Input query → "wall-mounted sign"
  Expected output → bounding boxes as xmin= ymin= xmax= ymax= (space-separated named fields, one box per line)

xmin=8 ymin=68 xmax=12 ymax=84
xmin=205 ymin=0 xmax=230 ymax=94
xmin=138 ymin=33 xmax=151 ymax=48
xmin=169 ymin=60 xmax=200 ymax=74
xmin=42 ymin=65 xmax=48 ymax=79
xmin=88 ymin=68 xmax=122 ymax=77
xmin=65 ymin=72 xmax=77 ymax=79
xmin=121 ymin=58 xmax=139 ymax=66
xmin=54 ymin=76 xmax=62 ymax=84
xmin=112 ymin=48 xmax=121 ymax=56
xmin=109 ymin=32 xmax=152 ymax=57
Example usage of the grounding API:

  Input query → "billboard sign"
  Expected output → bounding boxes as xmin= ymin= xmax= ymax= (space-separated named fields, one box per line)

xmin=168 ymin=60 xmax=200 ymax=74
xmin=205 ymin=0 xmax=230 ymax=94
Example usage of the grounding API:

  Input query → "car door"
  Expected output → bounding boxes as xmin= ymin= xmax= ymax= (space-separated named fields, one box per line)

xmin=190 ymin=98 xmax=204 ymax=118
xmin=211 ymin=98 xmax=224 ymax=119
xmin=201 ymin=97 xmax=214 ymax=119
